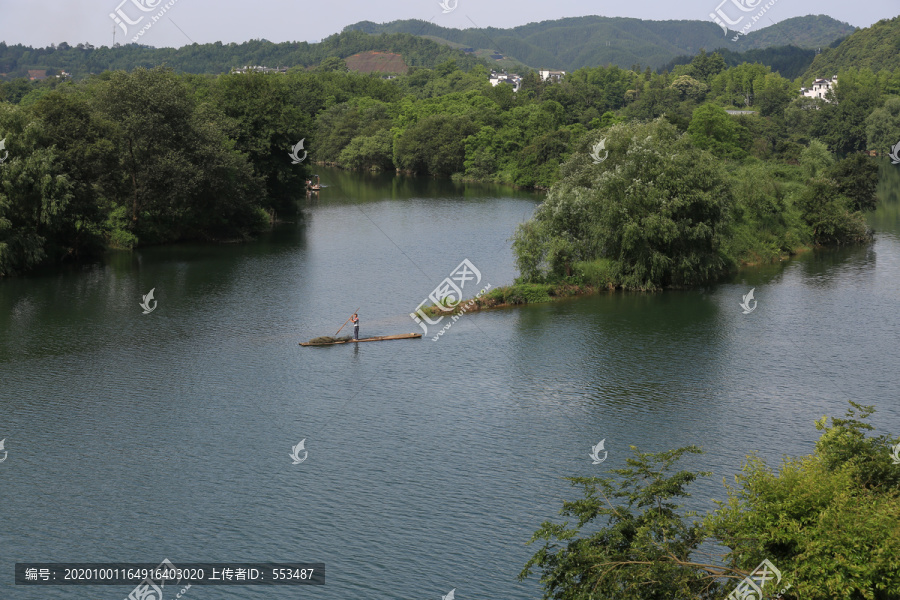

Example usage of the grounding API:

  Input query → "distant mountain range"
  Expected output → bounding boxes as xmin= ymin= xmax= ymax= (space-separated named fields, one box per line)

xmin=344 ymin=14 xmax=856 ymax=72
xmin=0 ymin=13 xmax=878 ymax=85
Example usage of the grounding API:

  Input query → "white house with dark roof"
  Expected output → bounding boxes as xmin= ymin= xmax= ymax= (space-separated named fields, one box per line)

xmin=489 ymin=70 xmax=522 ymax=92
xmin=539 ymin=69 xmax=565 ymax=82
xmin=800 ymin=75 xmax=838 ymax=101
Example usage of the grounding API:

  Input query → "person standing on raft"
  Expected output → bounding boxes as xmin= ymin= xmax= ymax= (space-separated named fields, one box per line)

xmin=351 ymin=313 xmax=359 ymax=340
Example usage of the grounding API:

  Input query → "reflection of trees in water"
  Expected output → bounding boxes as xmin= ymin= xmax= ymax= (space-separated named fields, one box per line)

xmin=791 ymin=159 xmax=899 ymax=285
xmin=794 ymin=240 xmax=874 ymax=287
xmin=872 ymin=158 xmax=900 ymax=233
xmin=309 ymin=166 xmax=539 ymax=205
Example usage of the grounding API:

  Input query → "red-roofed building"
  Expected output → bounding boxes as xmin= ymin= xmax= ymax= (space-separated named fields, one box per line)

xmin=28 ymin=69 xmax=48 ymax=80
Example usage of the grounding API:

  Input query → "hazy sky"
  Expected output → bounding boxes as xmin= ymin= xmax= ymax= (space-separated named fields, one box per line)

xmin=0 ymin=0 xmax=896 ymax=49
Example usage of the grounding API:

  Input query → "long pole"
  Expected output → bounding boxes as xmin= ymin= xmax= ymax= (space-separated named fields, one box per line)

xmin=335 ymin=307 xmax=361 ymax=336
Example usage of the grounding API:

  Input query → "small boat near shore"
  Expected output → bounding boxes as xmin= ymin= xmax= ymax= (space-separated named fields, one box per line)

xmin=300 ymin=332 xmax=422 ymax=346
xmin=306 ymin=174 xmax=323 ymax=191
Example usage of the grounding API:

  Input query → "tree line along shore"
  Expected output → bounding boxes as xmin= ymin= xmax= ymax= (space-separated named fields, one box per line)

xmin=0 ymin=46 xmax=894 ymax=282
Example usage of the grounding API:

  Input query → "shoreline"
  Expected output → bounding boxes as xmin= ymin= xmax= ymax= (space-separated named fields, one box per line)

xmin=419 ymin=245 xmax=811 ymax=317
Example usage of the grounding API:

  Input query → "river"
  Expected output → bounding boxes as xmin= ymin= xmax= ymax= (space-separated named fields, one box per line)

xmin=2 ymin=164 xmax=899 ymax=600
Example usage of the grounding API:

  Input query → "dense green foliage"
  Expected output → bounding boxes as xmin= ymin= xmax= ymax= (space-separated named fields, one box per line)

xmin=511 ymin=109 xmax=880 ymax=290
xmin=521 ymin=446 xmax=718 ymax=598
xmin=802 ymin=16 xmax=900 ymax=81
xmin=0 ymin=67 xmax=271 ymax=275
xmin=662 ymin=45 xmax=819 ymax=80
xmin=513 ymin=119 xmax=733 ymax=290
xmin=710 ymin=402 xmax=900 ymax=599
xmin=734 ymin=15 xmax=855 ymax=51
xmin=0 ymin=28 xmax=891 ymax=277
xmin=0 ymin=15 xmax=853 ymax=85
xmin=345 ymin=14 xmax=854 ymax=71
xmin=0 ymin=31 xmax=480 ymax=81
xmin=866 ymin=97 xmax=900 ymax=155
xmin=523 ymin=402 xmax=900 ymax=599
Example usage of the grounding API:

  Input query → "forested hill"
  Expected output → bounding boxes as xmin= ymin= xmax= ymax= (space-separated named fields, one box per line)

xmin=344 ymin=15 xmax=855 ymax=71
xmin=661 ymin=45 xmax=821 ymax=80
xmin=0 ymin=31 xmax=479 ymax=80
xmin=739 ymin=15 xmax=853 ymax=49
xmin=801 ymin=15 xmax=900 ymax=81
xmin=0 ymin=14 xmax=856 ymax=81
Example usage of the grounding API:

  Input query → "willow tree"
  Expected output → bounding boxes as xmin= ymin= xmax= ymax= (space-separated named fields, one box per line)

xmin=512 ymin=118 xmax=733 ymax=291
xmin=0 ymin=103 xmax=74 ymax=275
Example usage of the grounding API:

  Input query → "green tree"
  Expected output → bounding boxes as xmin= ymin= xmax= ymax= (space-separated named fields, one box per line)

xmin=709 ymin=63 xmax=768 ymax=107
xmin=795 ymin=178 xmax=869 ymax=245
xmin=463 ymin=126 xmax=499 ymax=180
xmin=520 ymin=446 xmax=724 ymax=599
xmin=687 ymin=104 xmax=747 ymax=159
xmin=624 ymin=73 xmax=680 ymax=121
xmin=670 ymin=75 xmax=707 ymax=102
xmin=513 ymin=118 xmax=732 ymax=289
xmin=799 ymin=139 xmax=833 ymax=178
xmin=0 ymin=78 xmax=33 ymax=104
xmin=338 ymin=129 xmax=393 ymax=170
xmin=752 ymin=72 xmax=794 ymax=117
xmin=28 ymin=90 xmax=119 ymax=260
xmin=865 ymin=96 xmax=900 ymax=155
xmin=212 ymin=71 xmax=309 ymax=207
xmin=522 ymin=401 xmax=900 ymax=600
xmin=0 ymin=103 xmax=74 ymax=275
xmin=687 ymin=49 xmax=728 ymax=85
xmin=824 ymin=154 xmax=880 ymax=212
xmin=317 ymin=56 xmax=348 ymax=73
xmin=818 ymin=68 xmax=882 ymax=154
xmin=393 ymin=112 xmax=476 ymax=176
xmin=95 ymin=67 xmax=263 ymax=243
xmin=709 ymin=402 xmax=900 ymax=599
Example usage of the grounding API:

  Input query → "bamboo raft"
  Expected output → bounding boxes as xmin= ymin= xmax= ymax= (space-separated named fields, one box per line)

xmin=300 ymin=333 xmax=422 ymax=346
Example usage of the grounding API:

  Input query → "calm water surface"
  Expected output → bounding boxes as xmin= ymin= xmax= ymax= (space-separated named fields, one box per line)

xmin=2 ymin=165 xmax=899 ymax=599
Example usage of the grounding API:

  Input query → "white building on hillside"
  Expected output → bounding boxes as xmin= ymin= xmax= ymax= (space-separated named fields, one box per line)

xmin=539 ymin=69 xmax=565 ymax=82
xmin=489 ymin=70 xmax=522 ymax=92
xmin=230 ymin=65 xmax=288 ymax=74
xmin=800 ymin=75 xmax=837 ymax=101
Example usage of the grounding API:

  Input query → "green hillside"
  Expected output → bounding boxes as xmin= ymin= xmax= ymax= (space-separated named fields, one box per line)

xmin=802 ymin=15 xmax=900 ymax=81
xmin=0 ymin=31 xmax=480 ymax=81
xmin=662 ymin=45 xmax=819 ymax=79
xmin=0 ymin=14 xmax=860 ymax=82
xmin=737 ymin=15 xmax=854 ymax=50
xmin=345 ymin=14 xmax=855 ymax=71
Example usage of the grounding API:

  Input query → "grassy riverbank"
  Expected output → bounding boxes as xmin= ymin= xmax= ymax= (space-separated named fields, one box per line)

xmin=419 ymin=248 xmax=809 ymax=317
